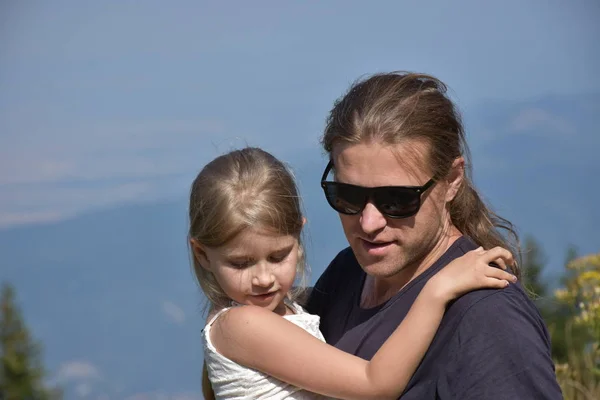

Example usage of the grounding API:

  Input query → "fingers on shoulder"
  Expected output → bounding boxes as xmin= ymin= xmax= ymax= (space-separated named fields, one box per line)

xmin=483 ymin=276 xmax=511 ymax=289
xmin=481 ymin=246 xmax=514 ymax=264
xmin=483 ymin=265 xmax=517 ymax=282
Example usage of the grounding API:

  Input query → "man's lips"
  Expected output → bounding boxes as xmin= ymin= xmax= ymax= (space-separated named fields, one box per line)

xmin=359 ymin=238 xmax=395 ymax=254
xmin=359 ymin=237 xmax=394 ymax=246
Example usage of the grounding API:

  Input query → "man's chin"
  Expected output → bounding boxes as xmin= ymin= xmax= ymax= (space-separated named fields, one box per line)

xmin=356 ymin=255 xmax=399 ymax=277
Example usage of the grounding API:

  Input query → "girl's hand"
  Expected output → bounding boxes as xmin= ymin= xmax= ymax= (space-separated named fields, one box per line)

xmin=426 ymin=246 xmax=517 ymax=303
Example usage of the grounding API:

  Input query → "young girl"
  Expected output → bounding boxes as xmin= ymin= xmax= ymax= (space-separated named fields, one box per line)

xmin=188 ymin=147 xmax=516 ymax=400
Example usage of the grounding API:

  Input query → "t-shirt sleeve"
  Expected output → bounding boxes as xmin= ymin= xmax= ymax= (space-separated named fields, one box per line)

xmin=440 ymin=288 xmax=563 ymax=400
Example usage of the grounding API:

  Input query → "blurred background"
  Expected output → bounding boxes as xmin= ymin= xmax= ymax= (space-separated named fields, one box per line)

xmin=1 ymin=1 xmax=599 ymax=399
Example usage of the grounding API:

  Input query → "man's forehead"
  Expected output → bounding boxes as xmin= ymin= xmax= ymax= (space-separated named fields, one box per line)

xmin=389 ymin=140 xmax=433 ymax=177
xmin=331 ymin=139 xmax=433 ymax=178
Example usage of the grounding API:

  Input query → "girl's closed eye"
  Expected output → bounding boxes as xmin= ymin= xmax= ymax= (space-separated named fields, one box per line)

xmin=228 ymin=259 xmax=253 ymax=269
xmin=269 ymin=246 xmax=294 ymax=264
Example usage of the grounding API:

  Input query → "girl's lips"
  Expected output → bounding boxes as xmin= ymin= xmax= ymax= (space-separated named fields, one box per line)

xmin=251 ymin=291 xmax=277 ymax=301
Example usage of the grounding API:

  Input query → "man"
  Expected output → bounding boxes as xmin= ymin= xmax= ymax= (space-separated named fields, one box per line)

xmin=306 ymin=72 xmax=563 ymax=399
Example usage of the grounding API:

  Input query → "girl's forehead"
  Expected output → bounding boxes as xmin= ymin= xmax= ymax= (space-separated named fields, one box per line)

xmin=218 ymin=227 xmax=298 ymax=256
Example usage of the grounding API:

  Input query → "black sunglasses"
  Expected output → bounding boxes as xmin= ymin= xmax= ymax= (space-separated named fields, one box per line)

xmin=320 ymin=160 xmax=436 ymax=219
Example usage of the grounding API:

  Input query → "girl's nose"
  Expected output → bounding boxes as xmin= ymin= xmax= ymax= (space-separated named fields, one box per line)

xmin=251 ymin=264 xmax=275 ymax=287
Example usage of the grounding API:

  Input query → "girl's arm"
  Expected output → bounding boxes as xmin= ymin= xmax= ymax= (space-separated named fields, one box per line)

xmin=211 ymin=247 xmax=516 ymax=400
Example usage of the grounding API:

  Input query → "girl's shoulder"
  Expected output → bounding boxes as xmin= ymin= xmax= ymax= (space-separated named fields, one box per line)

xmin=204 ymin=303 xmax=274 ymax=335
xmin=204 ymin=298 xmax=306 ymax=327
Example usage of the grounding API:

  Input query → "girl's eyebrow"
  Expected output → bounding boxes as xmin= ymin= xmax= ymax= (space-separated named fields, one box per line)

xmin=270 ymin=244 xmax=295 ymax=255
xmin=222 ymin=243 xmax=295 ymax=259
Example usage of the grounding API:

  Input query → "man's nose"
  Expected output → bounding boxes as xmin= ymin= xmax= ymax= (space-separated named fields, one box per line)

xmin=359 ymin=202 xmax=387 ymax=235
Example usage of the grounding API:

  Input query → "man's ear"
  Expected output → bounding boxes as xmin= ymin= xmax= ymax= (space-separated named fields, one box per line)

xmin=445 ymin=157 xmax=465 ymax=202
xmin=190 ymin=238 xmax=211 ymax=271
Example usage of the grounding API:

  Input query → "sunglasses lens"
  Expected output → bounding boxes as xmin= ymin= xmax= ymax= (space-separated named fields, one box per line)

xmin=374 ymin=188 xmax=420 ymax=217
xmin=323 ymin=183 xmax=424 ymax=218
xmin=323 ymin=183 xmax=366 ymax=214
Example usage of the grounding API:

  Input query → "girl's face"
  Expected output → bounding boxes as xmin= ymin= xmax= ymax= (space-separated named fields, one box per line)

xmin=193 ymin=227 xmax=300 ymax=316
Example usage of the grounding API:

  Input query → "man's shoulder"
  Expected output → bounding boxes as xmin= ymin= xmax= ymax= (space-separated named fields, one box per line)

xmin=438 ymin=237 xmax=544 ymax=329
xmin=450 ymin=283 xmax=535 ymax=312
xmin=450 ymin=281 xmax=533 ymax=317
xmin=445 ymin=281 xmax=549 ymax=341
xmin=435 ymin=281 xmax=560 ymax=399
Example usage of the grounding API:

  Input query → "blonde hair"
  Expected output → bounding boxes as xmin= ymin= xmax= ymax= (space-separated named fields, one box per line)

xmin=188 ymin=146 xmax=308 ymax=310
xmin=322 ymin=72 xmax=521 ymax=277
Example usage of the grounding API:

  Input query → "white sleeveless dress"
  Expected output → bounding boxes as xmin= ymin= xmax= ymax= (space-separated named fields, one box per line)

xmin=203 ymin=299 xmax=331 ymax=400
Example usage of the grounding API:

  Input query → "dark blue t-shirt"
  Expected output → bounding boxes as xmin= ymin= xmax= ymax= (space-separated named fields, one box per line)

xmin=306 ymin=237 xmax=563 ymax=399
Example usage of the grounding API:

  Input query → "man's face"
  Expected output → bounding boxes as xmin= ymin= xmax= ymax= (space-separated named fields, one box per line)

xmin=331 ymin=140 xmax=454 ymax=278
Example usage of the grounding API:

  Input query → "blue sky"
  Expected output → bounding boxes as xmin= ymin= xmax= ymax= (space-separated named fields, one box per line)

xmin=1 ymin=1 xmax=599 ymax=399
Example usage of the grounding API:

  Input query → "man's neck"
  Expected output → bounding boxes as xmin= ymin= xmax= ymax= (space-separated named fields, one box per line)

xmin=360 ymin=227 xmax=462 ymax=308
